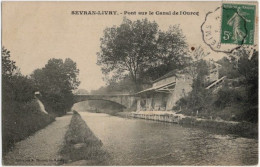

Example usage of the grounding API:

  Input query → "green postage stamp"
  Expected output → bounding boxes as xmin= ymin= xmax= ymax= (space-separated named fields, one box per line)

xmin=221 ymin=4 xmax=256 ymax=45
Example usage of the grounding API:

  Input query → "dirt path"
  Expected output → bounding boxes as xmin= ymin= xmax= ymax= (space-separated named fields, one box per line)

xmin=3 ymin=114 xmax=72 ymax=166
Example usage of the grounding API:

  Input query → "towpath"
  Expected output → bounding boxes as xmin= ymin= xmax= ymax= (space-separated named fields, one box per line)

xmin=3 ymin=114 xmax=72 ymax=166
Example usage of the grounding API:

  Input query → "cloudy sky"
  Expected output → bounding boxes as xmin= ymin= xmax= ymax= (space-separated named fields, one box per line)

xmin=3 ymin=1 xmax=251 ymax=91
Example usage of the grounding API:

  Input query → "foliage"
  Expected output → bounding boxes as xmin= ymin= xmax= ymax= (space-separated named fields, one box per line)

xmin=74 ymin=89 xmax=89 ymax=95
xmin=176 ymin=59 xmax=211 ymax=115
xmin=193 ymin=60 xmax=209 ymax=86
xmin=96 ymin=75 xmax=138 ymax=94
xmin=176 ymin=48 xmax=258 ymax=123
xmin=238 ymin=51 xmax=258 ymax=88
xmin=31 ymin=58 xmax=80 ymax=116
xmin=141 ymin=25 xmax=190 ymax=81
xmin=184 ymin=60 xmax=211 ymax=112
xmin=214 ymin=83 xmax=244 ymax=109
xmin=2 ymin=47 xmax=36 ymax=103
xmin=237 ymin=51 xmax=258 ymax=123
xmin=217 ymin=57 xmax=240 ymax=79
xmin=97 ymin=18 xmax=189 ymax=90
xmin=183 ymin=46 xmax=210 ymax=80
xmin=2 ymin=47 xmax=54 ymax=154
xmin=140 ymin=64 xmax=172 ymax=82
xmin=97 ymin=18 xmax=158 ymax=85
xmin=2 ymin=47 xmax=17 ymax=78
xmin=2 ymin=99 xmax=54 ymax=154
xmin=4 ymin=75 xmax=36 ymax=102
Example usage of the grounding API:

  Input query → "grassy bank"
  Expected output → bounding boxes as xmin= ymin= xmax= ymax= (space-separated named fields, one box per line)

xmin=60 ymin=111 xmax=108 ymax=165
xmin=2 ymin=99 xmax=55 ymax=154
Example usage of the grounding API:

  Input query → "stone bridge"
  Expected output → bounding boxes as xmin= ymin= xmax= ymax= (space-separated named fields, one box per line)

xmin=73 ymin=94 xmax=137 ymax=109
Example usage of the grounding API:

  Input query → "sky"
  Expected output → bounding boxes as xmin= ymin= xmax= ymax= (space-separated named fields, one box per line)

xmin=2 ymin=1 xmax=256 ymax=91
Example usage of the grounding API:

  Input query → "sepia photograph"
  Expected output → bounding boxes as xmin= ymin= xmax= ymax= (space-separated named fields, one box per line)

xmin=1 ymin=1 xmax=258 ymax=166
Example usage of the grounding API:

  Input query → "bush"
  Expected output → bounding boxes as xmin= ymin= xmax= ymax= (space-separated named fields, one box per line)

xmin=2 ymin=48 xmax=55 ymax=154
xmin=214 ymin=85 xmax=245 ymax=109
xmin=237 ymin=106 xmax=258 ymax=123
xmin=2 ymin=99 xmax=55 ymax=154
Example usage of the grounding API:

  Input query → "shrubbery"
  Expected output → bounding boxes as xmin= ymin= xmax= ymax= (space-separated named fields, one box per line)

xmin=2 ymin=47 xmax=55 ymax=154
xmin=2 ymin=47 xmax=80 ymax=153
xmin=3 ymin=75 xmax=36 ymax=103
xmin=214 ymin=84 xmax=245 ymax=109
xmin=2 ymin=99 xmax=54 ymax=154
xmin=176 ymin=50 xmax=258 ymax=123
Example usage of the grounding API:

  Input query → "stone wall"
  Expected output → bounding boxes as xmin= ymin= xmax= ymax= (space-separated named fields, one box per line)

xmin=166 ymin=74 xmax=193 ymax=110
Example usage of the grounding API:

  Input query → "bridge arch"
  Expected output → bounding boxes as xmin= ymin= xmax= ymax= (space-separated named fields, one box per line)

xmin=73 ymin=94 xmax=137 ymax=110
xmin=73 ymin=98 xmax=127 ymax=109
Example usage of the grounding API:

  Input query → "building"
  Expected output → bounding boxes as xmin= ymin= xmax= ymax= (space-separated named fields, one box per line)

xmin=136 ymin=60 xmax=221 ymax=112
xmin=136 ymin=70 xmax=193 ymax=111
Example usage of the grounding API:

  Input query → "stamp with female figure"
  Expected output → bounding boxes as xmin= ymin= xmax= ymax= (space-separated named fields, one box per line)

xmin=221 ymin=4 xmax=256 ymax=45
xmin=201 ymin=3 xmax=256 ymax=53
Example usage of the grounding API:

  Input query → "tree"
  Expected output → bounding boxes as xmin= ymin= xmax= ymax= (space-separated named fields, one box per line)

xmin=183 ymin=46 xmax=210 ymax=81
xmin=2 ymin=48 xmax=55 ymax=154
xmin=238 ymin=50 xmax=258 ymax=103
xmin=175 ymin=58 xmax=211 ymax=114
xmin=157 ymin=25 xmax=189 ymax=66
xmin=188 ymin=60 xmax=211 ymax=111
xmin=2 ymin=47 xmax=17 ymax=78
xmin=31 ymin=58 xmax=80 ymax=116
xmin=217 ymin=57 xmax=240 ymax=79
xmin=140 ymin=25 xmax=189 ymax=82
xmin=236 ymin=50 xmax=258 ymax=123
xmin=2 ymin=47 xmax=35 ymax=103
xmin=97 ymin=18 xmax=188 ymax=90
xmin=97 ymin=18 xmax=158 ymax=85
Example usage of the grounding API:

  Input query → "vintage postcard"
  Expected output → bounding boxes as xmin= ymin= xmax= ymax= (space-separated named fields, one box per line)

xmin=1 ymin=1 xmax=258 ymax=166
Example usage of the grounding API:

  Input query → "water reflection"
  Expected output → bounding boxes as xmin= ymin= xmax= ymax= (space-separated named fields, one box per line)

xmin=79 ymin=112 xmax=258 ymax=165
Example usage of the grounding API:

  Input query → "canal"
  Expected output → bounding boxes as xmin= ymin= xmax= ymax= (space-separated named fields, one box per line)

xmin=79 ymin=111 xmax=258 ymax=166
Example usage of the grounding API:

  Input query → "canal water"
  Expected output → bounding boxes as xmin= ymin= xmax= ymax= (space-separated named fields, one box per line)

xmin=79 ymin=111 xmax=258 ymax=166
